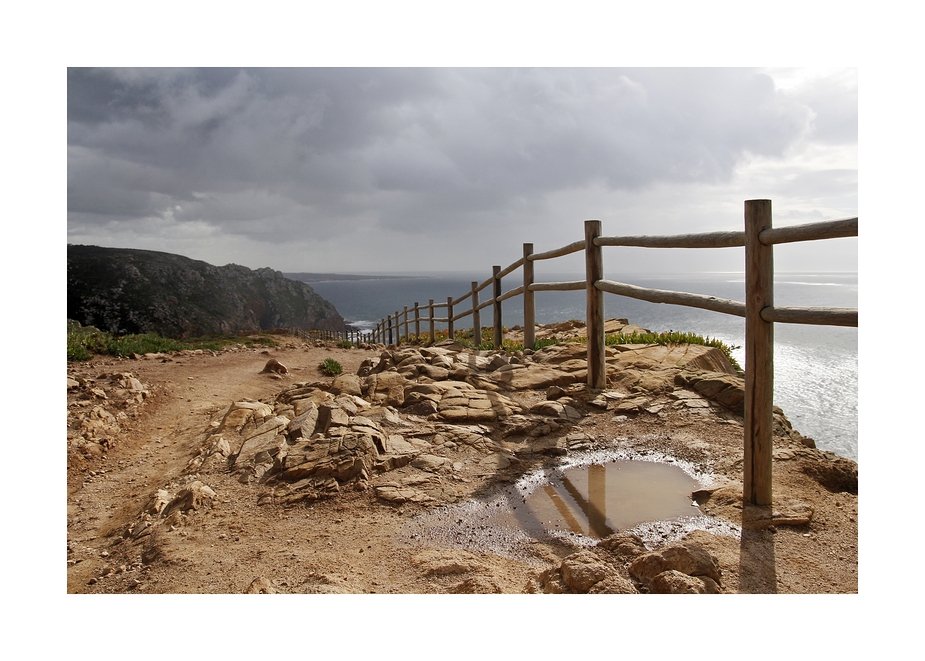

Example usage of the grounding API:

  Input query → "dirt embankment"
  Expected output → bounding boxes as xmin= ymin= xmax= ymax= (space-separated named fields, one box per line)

xmin=66 ymin=330 xmax=857 ymax=594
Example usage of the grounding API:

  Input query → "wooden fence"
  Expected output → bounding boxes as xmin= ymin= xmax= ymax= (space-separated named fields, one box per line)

xmin=311 ymin=200 xmax=858 ymax=506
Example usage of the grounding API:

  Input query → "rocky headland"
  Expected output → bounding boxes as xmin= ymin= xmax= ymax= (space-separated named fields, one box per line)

xmin=66 ymin=319 xmax=858 ymax=594
xmin=67 ymin=244 xmax=345 ymax=337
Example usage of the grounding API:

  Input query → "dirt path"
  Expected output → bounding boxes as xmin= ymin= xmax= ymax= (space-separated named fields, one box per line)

xmin=66 ymin=334 xmax=858 ymax=594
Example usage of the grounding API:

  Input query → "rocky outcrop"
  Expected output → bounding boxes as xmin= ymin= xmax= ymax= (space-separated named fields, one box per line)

xmin=67 ymin=370 xmax=151 ymax=462
xmin=67 ymin=244 xmax=344 ymax=337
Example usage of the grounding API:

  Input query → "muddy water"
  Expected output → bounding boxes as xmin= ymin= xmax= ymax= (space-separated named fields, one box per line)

xmin=492 ymin=461 xmax=701 ymax=539
xmin=404 ymin=454 xmax=739 ymax=558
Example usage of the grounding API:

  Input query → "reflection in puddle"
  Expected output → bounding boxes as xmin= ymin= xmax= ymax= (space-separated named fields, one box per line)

xmin=497 ymin=460 xmax=702 ymax=539
xmin=404 ymin=451 xmax=742 ymax=559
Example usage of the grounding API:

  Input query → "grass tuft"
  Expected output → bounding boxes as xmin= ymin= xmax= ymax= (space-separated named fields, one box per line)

xmin=319 ymin=358 xmax=343 ymax=376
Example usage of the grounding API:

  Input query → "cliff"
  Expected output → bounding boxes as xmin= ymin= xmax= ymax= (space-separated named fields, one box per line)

xmin=67 ymin=245 xmax=345 ymax=337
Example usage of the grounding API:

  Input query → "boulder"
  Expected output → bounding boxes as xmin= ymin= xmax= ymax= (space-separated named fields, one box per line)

xmin=649 ymin=570 xmax=721 ymax=594
xmin=287 ymin=403 xmax=319 ymax=441
xmin=330 ymin=374 xmax=363 ymax=397
xmin=260 ymin=358 xmax=288 ymax=375
xmin=219 ymin=401 xmax=273 ymax=433
xmin=628 ymin=543 xmax=722 ymax=586
xmin=364 ymin=372 xmax=409 ymax=407
xmin=541 ymin=550 xmax=624 ymax=593
xmin=799 ymin=451 xmax=858 ymax=494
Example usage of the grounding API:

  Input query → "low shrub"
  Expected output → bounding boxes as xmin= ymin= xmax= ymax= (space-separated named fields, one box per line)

xmin=66 ymin=323 xmax=280 ymax=361
xmin=320 ymin=358 xmax=343 ymax=376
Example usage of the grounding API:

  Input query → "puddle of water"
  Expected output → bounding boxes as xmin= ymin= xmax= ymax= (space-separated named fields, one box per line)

xmin=492 ymin=460 xmax=701 ymax=539
xmin=403 ymin=447 xmax=742 ymax=559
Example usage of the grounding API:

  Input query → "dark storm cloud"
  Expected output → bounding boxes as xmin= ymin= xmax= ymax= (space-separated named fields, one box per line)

xmin=67 ymin=67 xmax=856 ymax=268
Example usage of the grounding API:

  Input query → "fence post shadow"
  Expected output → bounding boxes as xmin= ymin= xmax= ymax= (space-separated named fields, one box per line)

xmin=738 ymin=505 xmax=778 ymax=593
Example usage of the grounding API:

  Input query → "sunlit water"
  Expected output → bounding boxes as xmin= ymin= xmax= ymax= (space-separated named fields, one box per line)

xmin=305 ymin=271 xmax=858 ymax=461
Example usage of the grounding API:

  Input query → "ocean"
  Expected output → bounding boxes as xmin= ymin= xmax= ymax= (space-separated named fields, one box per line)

xmin=305 ymin=271 xmax=858 ymax=462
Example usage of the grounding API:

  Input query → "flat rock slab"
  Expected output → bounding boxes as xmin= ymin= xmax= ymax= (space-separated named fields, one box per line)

xmin=374 ymin=485 xmax=435 ymax=503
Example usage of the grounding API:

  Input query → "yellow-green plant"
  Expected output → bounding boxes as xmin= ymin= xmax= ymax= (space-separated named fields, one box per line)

xmin=320 ymin=358 xmax=343 ymax=376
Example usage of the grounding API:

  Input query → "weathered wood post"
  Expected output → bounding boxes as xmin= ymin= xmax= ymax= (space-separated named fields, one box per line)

xmin=585 ymin=220 xmax=605 ymax=390
xmin=523 ymin=243 xmax=535 ymax=350
xmin=387 ymin=315 xmax=393 ymax=346
xmin=414 ymin=302 xmax=420 ymax=340
xmin=428 ymin=299 xmax=435 ymax=344
xmin=493 ymin=265 xmax=503 ymax=349
xmin=744 ymin=199 xmax=774 ymax=506
xmin=471 ymin=282 xmax=481 ymax=348
xmin=403 ymin=305 xmax=409 ymax=343
xmin=447 ymin=297 xmax=454 ymax=341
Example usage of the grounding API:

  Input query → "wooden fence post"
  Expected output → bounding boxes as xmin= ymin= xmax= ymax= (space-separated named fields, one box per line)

xmin=428 ymin=299 xmax=435 ymax=344
xmin=471 ymin=282 xmax=481 ymax=348
xmin=585 ymin=220 xmax=605 ymax=390
xmin=524 ymin=243 xmax=535 ymax=350
xmin=744 ymin=199 xmax=774 ymax=506
xmin=403 ymin=305 xmax=409 ymax=343
xmin=414 ymin=302 xmax=420 ymax=340
xmin=447 ymin=297 xmax=454 ymax=341
xmin=394 ymin=311 xmax=400 ymax=344
xmin=493 ymin=265 xmax=503 ymax=349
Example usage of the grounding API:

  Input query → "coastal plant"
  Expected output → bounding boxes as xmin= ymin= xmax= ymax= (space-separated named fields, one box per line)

xmin=319 ymin=358 xmax=343 ymax=376
xmin=606 ymin=330 xmax=741 ymax=371
xmin=339 ymin=339 xmax=353 ymax=349
xmin=66 ymin=323 xmax=280 ymax=361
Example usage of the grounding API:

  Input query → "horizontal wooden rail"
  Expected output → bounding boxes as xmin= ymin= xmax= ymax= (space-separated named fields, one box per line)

xmin=497 ymin=284 xmax=525 ymax=303
xmin=760 ymin=217 xmax=858 ymax=245
xmin=474 ymin=274 xmax=494 ymax=294
xmin=474 ymin=298 xmax=494 ymax=313
xmin=451 ymin=309 xmax=473 ymax=323
xmin=596 ymin=279 xmax=747 ymax=317
xmin=528 ymin=280 xmax=586 ymax=292
xmin=760 ymin=306 xmax=858 ymax=326
xmin=496 ymin=257 xmax=526 ymax=280
xmin=596 ymin=230 xmax=746 ymax=249
xmin=528 ymin=239 xmax=586 ymax=261
xmin=451 ymin=291 xmax=472 ymax=306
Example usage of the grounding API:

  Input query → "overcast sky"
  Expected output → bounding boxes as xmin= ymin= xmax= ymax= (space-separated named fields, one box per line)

xmin=67 ymin=67 xmax=857 ymax=275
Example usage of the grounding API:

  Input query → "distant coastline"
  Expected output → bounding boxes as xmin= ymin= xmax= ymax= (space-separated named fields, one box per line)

xmin=284 ymin=272 xmax=425 ymax=283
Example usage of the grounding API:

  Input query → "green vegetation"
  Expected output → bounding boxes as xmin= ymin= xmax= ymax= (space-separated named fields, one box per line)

xmin=339 ymin=339 xmax=353 ymax=349
xmin=320 ymin=358 xmax=343 ymax=376
xmin=605 ymin=330 xmax=741 ymax=371
xmin=67 ymin=320 xmax=279 ymax=361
